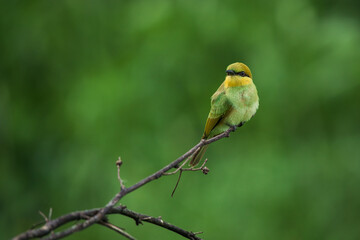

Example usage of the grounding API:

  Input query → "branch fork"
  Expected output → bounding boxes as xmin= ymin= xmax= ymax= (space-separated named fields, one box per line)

xmin=14 ymin=125 xmax=239 ymax=240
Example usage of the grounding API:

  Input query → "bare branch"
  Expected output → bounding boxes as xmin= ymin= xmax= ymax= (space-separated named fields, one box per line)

xmin=14 ymin=125 xmax=237 ymax=240
xmin=13 ymin=206 xmax=202 ymax=240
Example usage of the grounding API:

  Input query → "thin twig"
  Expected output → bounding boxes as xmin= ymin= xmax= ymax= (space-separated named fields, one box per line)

xmin=82 ymin=214 xmax=135 ymax=240
xmin=163 ymin=157 xmax=191 ymax=175
xmin=14 ymin=125 xmax=237 ymax=240
xmin=116 ymin=157 xmax=125 ymax=191
xmin=170 ymin=158 xmax=209 ymax=197
xmin=171 ymin=170 xmax=183 ymax=197
xmin=38 ymin=208 xmax=55 ymax=236
xmin=99 ymin=221 xmax=135 ymax=240
xmin=181 ymin=158 xmax=208 ymax=173
xmin=39 ymin=211 xmax=49 ymax=222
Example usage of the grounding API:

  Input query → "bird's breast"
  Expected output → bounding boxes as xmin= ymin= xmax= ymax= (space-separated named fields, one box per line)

xmin=225 ymin=84 xmax=259 ymax=122
xmin=226 ymin=85 xmax=251 ymax=105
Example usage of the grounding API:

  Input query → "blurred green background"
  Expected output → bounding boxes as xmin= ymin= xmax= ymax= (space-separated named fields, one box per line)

xmin=1 ymin=0 xmax=360 ymax=239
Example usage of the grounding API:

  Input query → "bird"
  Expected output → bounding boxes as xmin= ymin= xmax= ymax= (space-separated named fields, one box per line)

xmin=190 ymin=62 xmax=259 ymax=166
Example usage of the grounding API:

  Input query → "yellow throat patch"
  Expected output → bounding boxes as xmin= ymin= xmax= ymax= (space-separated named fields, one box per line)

xmin=224 ymin=76 xmax=252 ymax=88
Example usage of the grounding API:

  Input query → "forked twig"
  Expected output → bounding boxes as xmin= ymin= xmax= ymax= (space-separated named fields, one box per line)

xmin=14 ymin=125 xmax=238 ymax=240
xmin=82 ymin=214 xmax=135 ymax=240
xmin=169 ymin=158 xmax=209 ymax=197
xmin=163 ymin=157 xmax=192 ymax=175
xmin=181 ymin=158 xmax=209 ymax=174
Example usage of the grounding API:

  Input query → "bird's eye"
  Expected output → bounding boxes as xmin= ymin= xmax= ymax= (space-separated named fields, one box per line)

xmin=238 ymin=71 xmax=246 ymax=77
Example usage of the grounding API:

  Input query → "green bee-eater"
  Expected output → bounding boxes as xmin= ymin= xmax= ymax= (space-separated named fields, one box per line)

xmin=190 ymin=62 xmax=259 ymax=166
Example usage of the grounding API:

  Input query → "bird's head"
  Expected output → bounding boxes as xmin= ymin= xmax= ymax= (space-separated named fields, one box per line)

xmin=224 ymin=62 xmax=253 ymax=88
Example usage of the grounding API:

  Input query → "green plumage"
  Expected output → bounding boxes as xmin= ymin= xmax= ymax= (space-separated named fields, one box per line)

xmin=190 ymin=62 xmax=259 ymax=166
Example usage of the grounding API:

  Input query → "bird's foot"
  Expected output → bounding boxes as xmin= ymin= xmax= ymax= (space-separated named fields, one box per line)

xmin=237 ymin=121 xmax=246 ymax=128
xmin=225 ymin=124 xmax=237 ymax=135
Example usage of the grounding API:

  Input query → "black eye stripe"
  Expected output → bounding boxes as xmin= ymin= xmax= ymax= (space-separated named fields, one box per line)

xmin=236 ymin=71 xmax=249 ymax=77
xmin=226 ymin=70 xmax=249 ymax=77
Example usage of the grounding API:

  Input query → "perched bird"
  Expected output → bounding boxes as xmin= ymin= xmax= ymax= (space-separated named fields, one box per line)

xmin=190 ymin=62 xmax=259 ymax=166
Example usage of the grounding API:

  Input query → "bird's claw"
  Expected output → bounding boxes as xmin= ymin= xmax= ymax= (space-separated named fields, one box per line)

xmin=237 ymin=121 xmax=246 ymax=128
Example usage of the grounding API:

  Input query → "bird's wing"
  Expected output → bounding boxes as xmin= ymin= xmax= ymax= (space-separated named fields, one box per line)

xmin=203 ymin=82 xmax=231 ymax=138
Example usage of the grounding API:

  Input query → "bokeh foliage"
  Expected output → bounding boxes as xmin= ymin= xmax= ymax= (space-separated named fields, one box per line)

xmin=1 ymin=0 xmax=360 ymax=239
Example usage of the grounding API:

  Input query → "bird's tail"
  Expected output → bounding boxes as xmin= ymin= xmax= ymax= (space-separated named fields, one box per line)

xmin=189 ymin=144 xmax=209 ymax=167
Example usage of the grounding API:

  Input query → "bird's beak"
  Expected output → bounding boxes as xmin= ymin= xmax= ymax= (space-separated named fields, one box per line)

xmin=226 ymin=70 xmax=235 ymax=75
